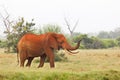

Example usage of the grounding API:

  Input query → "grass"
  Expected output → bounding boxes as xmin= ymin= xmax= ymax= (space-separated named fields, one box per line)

xmin=0 ymin=48 xmax=120 ymax=80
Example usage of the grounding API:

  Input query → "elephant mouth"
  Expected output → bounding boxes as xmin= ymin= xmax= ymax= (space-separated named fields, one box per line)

xmin=64 ymin=49 xmax=79 ymax=55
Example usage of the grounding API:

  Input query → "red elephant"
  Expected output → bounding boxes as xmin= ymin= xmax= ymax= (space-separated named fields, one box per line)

xmin=17 ymin=32 xmax=81 ymax=68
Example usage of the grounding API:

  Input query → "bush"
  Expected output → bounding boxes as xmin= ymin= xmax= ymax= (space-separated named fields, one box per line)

xmin=73 ymin=34 xmax=118 ymax=49
xmin=54 ymin=51 xmax=68 ymax=62
xmin=34 ymin=50 xmax=68 ymax=63
xmin=0 ymin=40 xmax=7 ymax=48
xmin=116 ymin=37 xmax=120 ymax=47
xmin=102 ymin=39 xmax=117 ymax=48
xmin=46 ymin=50 xmax=68 ymax=62
xmin=74 ymin=35 xmax=105 ymax=49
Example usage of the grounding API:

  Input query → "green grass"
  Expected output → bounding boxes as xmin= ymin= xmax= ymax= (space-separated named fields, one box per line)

xmin=0 ymin=49 xmax=120 ymax=80
xmin=1 ymin=70 xmax=120 ymax=80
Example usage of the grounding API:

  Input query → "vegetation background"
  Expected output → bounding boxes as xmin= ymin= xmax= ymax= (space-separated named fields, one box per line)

xmin=0 ymin=10 xmax=120 ymax=80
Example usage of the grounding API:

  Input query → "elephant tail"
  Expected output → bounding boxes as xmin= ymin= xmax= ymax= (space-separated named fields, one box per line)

xmin=16 ymin=47 xmax=19 ymax=66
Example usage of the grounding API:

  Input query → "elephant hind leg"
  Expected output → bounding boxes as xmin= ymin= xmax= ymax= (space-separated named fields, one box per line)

xmin=20 ymin=58 xmax=26 ymax=67
xmin=20 ymin=52 xmax=27 ymax=67
xmin=38 ymin=54 xmax=46 ymax=68
xmin=26 ymin=57 xmax=34 ymax=67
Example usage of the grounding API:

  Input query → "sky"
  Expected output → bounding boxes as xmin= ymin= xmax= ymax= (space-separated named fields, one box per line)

xmin=0 ymin=0 xmax=120 ymax=35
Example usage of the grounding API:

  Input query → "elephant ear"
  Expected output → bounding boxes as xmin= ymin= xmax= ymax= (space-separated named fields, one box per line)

xmin=46 ymin=33 xmax=59 ymax=50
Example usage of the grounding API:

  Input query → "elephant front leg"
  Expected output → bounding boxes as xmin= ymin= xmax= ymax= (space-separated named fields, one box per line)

xmin=38 ymin=54 xmax=46 ymax=68
xmin=45 ymin=48 xmax=55 ymax=68
xmin=49 ymin=54 xmax=55 ymax=68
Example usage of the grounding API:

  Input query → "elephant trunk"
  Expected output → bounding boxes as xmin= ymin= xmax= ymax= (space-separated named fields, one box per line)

xmin=65 ymin=39 xmax=81 ymax=51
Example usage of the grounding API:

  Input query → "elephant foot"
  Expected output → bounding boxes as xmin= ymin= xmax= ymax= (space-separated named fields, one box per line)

xmin=26 ymin=65 xmax=30 ymax=67
xmin=50 ymin=63 xmax=55 ymax=68
xmin=37 ymin=65 xmax=43 ymax=68
xmin=37 ymin=66 xmax=40 ymax=68
xmin=50 ymin=66 xmax=55 ymax=68
xmin=20 ymin=65 xmax=24 ymax=67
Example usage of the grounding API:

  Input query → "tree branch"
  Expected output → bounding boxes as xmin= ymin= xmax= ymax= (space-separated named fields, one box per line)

xmin=72 ymin=19 xmax=79 ymax=32
xmin=64 ymin=17 xmax=79 ymax=36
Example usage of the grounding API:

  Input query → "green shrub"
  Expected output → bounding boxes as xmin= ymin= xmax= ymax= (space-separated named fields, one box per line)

xmin=0 ymin=40 xmax=7 ymax=48
xmin=34 ymin=50 xmax=68 ymax=63
xmin=54 ymin=51 xmax=68 ymax=62
xmin=46 ymin=50 xmax=68 ymax=62
xmin=102 ymin=39 xmax=117 ymax=48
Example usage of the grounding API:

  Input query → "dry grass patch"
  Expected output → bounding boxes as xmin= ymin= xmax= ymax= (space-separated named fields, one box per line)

xmin=0 ymin=49 xmax=120 ymax=80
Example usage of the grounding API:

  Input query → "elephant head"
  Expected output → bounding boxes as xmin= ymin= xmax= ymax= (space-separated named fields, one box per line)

xmin=46 ymin=33 xmax=81 ymax=53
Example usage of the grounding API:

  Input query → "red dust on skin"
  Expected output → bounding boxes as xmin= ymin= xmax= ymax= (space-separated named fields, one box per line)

xmin=17 ymin=32 xmax=81 ymax=68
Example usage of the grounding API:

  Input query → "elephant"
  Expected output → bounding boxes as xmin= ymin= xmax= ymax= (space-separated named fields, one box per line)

xmin=17 ymin=32 xmax=81 ymax=68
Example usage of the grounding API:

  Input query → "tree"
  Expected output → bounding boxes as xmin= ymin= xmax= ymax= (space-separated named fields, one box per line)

xmin=91 ymin=37 xmax=105 ymax=49
xmin=113 ymin=27 xmax=120 ymax=38
xmin=0 ymin=7 xmax=14 ymax=52
xmin=11 ymin=17 xmax=35 ymax=52
xmin=73 ymin=34 xmax=106 ymax=49
xmin=97 ymin=27 xmax=120 ymax=39
xmin=13 ymin=18 xmax=35 ymax=38
xmin=97 ymin=31 xmax=109 ymax=39
xmin=2 ymin=16 xmax=35 ymax=52
xmin=38 ymin=24 xmax=62 ymax=34
xmin=102 ymin=39 xmax=116 ymax=48
xmin=64 ymin=17 xmax=79 ymax=38
xmin=116 ymin=37 xmax=120 ymax=47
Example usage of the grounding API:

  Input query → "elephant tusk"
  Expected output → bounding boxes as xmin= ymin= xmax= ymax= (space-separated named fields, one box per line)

xmin=64 ymin=49 xmax=72 ymax=55
xmin=64 ymin=49 xmax=79 ymax=55
xmin=68 ymin=50 xmax=79 ymax=54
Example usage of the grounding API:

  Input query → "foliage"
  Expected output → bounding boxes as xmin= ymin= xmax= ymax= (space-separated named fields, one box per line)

xmin=102 ymin=39 xmax=117 ymax=48
xmin=0 ymin=40 xmax=7 ymax=48
xmin=116 ymin=37 xmax=120 ymax=47
xmin=13 ymin=18 xmax=35 ymax=37
xmin=73 ymin=34 xmax=117 ymax=49
xmin=38 ymin=24 xmax=62 ymax=34
xmin=97 ymin=27 xmax=120 ymax=39
xmin=73 ymin=34 xmax=104 ymax=49
xmin=48 ymin=51 xmax=68 ymax=62
xmin=97 ymin=31 xmax=110 ymax=39
xmin=4 ymin=17 xmax=35 ymax=52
